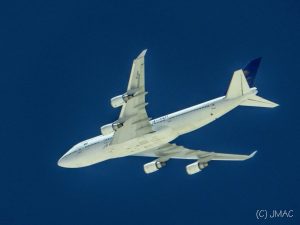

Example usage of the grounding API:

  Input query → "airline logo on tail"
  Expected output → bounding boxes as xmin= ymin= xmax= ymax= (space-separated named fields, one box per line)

xmin=243 ymin=57 xmax=262 ymax=87
xmin=226 ymin=57 xmax=279 ymax=108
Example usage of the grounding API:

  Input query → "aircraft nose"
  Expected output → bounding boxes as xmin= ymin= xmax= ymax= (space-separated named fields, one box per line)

xmin=57 ymin=156 xmax=67 ymax=167
xmin=57 ymin=150 xmax=82 ymax=168
xmin=57 ymin=152 xmax=74 ymax=168
xmin=58 ymin=146 xmax=77 ymax=168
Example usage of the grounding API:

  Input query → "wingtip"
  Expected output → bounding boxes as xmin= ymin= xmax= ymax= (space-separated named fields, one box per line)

xmin=274 ymin=101 xmax=280 ymax=107
xmin=137 ymin=49 xmax=147 ymax=59
xmin=248 ymin=150 xmax=257 ymax=159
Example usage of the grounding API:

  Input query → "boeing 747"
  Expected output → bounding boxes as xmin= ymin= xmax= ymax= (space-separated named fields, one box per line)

xmin=58 ymin=50 xmax=278 ymax=175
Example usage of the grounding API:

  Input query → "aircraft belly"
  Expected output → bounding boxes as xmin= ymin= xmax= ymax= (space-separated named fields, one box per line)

xmin=108 ymin=127 xmax=178 ymax=158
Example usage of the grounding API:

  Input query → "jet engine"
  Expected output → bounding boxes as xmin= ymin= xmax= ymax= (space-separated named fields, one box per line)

xmin=100 ymin=122 xmax=124 ymax=135
xmin=144 ymin=160 xmax=166 ymax=174
xmin=110 ymin=93 xmax=134 ymax=108
xmin=186 ymin=162 xmax=208 ymax=175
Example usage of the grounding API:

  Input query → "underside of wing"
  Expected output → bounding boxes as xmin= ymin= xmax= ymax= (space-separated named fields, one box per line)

xmin=134 ymin=143 xmax=257 ymax=175
xmin=135 ymin=143 xmax=256 ymax=161
xmin=111 ymin=50 xmax=152 ymax=145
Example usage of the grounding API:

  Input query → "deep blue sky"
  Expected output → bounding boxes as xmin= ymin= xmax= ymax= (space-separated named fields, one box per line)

xmin=0 ymin=0 xmax=299 ymax=225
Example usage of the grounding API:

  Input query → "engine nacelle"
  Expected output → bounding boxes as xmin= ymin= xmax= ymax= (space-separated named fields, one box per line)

xmin=186 ymin=162 xmax=208 ymax=175
xmin=100 ymin=122 xmax=124 ymax=135
xmin=144 ymin=160 xmax=166 ymax=174
xmin=110 ymin=93 xmax=133 ymax=108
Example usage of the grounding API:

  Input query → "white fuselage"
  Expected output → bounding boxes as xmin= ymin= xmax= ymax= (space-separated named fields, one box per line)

xmin=58 ymin=89 xmax=257 ymax=168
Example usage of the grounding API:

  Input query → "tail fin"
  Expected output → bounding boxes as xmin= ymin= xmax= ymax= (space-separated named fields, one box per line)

xmin=243 ymin=57 xmax=262 ymax=87
xmin=225 ymin=58 xmax=279 ymax=108
xmin=226 ymin=69 xmax=251 ymax=98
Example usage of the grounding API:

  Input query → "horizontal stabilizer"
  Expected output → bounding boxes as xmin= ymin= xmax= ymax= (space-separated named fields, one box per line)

xmin=240 ymin=95 xmax=279 ymax=108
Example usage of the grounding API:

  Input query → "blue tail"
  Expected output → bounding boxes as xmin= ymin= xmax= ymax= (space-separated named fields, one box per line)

xmin=243 ymin=57 xmax=262 ymax=87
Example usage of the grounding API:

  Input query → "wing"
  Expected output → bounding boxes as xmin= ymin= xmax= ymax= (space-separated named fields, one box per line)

xmin=111 ymin=50 xmax=153 ymax=144
xmin=135 ymin=143 xmax=257 ymax=162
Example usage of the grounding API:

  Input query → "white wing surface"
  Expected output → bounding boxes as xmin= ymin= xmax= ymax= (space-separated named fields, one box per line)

xmin=111 ymin=50 xmax=153 ymax=144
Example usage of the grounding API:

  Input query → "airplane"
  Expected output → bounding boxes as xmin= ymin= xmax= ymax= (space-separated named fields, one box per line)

xmin=57 ymin=50 xmax=278 ymax=175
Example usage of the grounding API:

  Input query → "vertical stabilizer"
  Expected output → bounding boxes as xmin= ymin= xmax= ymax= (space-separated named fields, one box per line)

xmin=226 ymin=69 xmax=250 ymax=99
xmin=243 ymin=57 xmax=262 ymax=87
xmin=225 ymin=59 xmax=278 ymax=108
